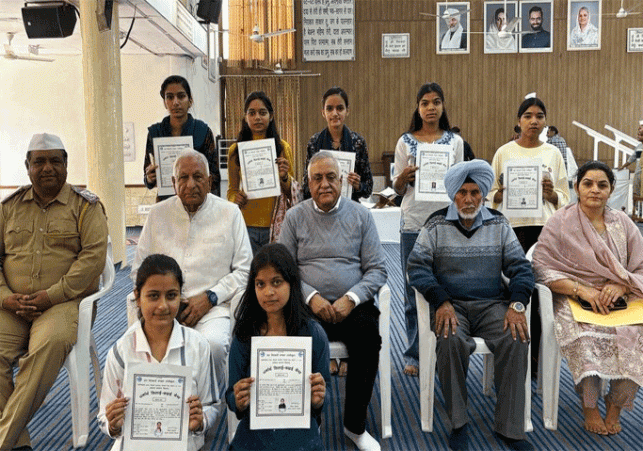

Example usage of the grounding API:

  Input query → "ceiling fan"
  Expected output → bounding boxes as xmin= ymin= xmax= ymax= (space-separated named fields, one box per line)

xmin=605 ymin=0 xmax=642 ymax=18
xmin=2 ymin=32 xmax=54 ymax=62
xmin=249 ymin=25 xmax=296 ymax=43
xmin=259 ymin=63 xmax=311 ymax=75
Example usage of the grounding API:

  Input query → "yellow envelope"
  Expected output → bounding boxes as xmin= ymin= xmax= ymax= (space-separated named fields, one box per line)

xmin=568 ymin=297 xmax=643 ymax=327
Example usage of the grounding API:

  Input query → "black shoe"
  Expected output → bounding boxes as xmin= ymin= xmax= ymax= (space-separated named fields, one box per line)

xmin=496 ymin=433 xmax=534 ymax=451
xmin=448 ymin=425 xmax=469 ymax=451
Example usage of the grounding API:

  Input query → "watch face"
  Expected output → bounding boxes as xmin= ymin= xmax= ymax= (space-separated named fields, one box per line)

xmin=513 ymin=302 xmax=525 ymax=312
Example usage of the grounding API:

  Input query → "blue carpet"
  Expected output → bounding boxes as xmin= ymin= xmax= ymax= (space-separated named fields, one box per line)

xmin=27 ymin=243 xmax=642 ymax=450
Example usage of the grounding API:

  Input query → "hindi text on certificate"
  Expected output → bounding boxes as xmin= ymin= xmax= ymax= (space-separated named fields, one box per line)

xmin=502 ymin=159 xmax=543 ymax=218
xmin=152 ymin=136 xmax=194 ymax=197
xmin=250 ymin=336 xmax=312 ymax=430
xmin=238 ymin=139 xmax=281 ymax=199
xmin=122 ymin=363 xmax=191 ymax=451
xmin=415 ymin=144 xmax=452 ymax=202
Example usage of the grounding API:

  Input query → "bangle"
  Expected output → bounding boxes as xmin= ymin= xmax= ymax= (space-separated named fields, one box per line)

xmin=573 ymin=280 xmax=579 ymax=298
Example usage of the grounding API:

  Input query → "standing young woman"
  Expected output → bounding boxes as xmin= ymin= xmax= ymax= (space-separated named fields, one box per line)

xmin=489 ymin=97 xmax=570 ymax=252
xmin=392 ymin=82 xmax=464 ymax=376
xmin=489 ymin=97 xmax=570 ymax=375
xmin=227 ymin=92 xmax=296 ymax=254
xmin=143 ymin=75 xmax=220 ymax=200
xmin=227 ymin=243 xmax=329 ymax=450
xmin=303 ymin=87 xmax=373 ymax=202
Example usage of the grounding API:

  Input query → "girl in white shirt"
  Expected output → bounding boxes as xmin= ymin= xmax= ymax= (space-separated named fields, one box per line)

xmin=98 ymin=254 xmax=219 ymax=451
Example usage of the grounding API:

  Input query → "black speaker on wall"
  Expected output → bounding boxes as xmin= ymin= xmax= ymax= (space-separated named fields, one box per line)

xmin=22 ymin=2 xmax=77 ymax=39
xmin=196 ymin=0 xmax=222 ymax=24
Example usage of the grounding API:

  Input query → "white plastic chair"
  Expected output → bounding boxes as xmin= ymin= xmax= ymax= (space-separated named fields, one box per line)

xmin=414 ymin=289 xmax=532 ymax=433
xmin=329 ymin=284 xmax=392 ymax=439
xmin=228 ymin=284 xmax=392 ymax=441
xmin=64 ymin=244 xmax=115 ymax=448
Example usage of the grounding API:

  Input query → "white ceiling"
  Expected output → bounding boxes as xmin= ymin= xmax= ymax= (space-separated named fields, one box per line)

xmin=0 ymin=0 xmax=205 ymax=57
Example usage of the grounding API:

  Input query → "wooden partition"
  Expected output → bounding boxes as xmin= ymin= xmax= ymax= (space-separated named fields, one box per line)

xmin=286 ymin=0 xmax=643 ymax=175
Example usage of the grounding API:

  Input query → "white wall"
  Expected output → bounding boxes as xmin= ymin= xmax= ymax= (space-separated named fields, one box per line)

xmin=0 ymin=53 xmax=220 ymax=188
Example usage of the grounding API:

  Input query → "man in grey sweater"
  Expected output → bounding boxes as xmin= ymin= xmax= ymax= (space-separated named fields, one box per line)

xmin=280 ymin=152 xmax=386 ymax=451
xmin=408 ymin=160 xmax=534 ymax=451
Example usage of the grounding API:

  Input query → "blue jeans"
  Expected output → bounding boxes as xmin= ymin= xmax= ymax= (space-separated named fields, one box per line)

xmin=246 ymin=226 xmax=270 ymax=255
xmin=401 ymin=230 xmax=420 ymax=366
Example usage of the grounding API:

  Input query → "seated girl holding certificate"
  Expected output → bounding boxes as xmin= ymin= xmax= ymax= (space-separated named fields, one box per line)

xmin=227 ymin=243 xmax=329 ymax=451
xmin=227 ymin=92 xmax=297 ymax=254
xmin=98 ymin=254 xmax=219 ymax=451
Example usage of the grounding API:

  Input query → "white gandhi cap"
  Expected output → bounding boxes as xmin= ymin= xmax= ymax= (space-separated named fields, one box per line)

xmin=27 ymin=133 xmax=65 ymax=152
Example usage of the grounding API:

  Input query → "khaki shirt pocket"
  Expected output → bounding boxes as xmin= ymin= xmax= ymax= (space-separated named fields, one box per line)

xmin=4 ymin=219 xmax=33 ymax=252
xmin=45 ymin=219 xmax=80 ymax=253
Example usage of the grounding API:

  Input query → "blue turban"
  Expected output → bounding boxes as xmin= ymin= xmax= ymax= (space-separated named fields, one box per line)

xmin=444 ymin=159 xmax=494 ymax=200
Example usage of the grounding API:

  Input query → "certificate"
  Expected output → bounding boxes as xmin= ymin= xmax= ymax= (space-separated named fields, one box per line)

xmin=152 ymin=136 xmax=194 ymax=197
xmin=238 ymin=138 xmax=281 ymax=200
xmin=250 ymin=336 xmax=312 ymax=430
xmin=502 ymin=159 xmax=542 ymax=218
xmin=415 ymin=144 xmax=452 ymax=202
xmin=122 ymin=363 xmax=192 ymax=451
xmin=324 ymin=149 xmax=355 ymax=199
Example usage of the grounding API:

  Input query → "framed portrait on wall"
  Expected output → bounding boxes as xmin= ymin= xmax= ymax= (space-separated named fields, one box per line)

xmin=568 ymin=0 xmax=601 ymax=50
xmin=436 ymin=2 xmax=470 ymax=55
xmin=484 ymin=1 xmax=519 ymax=54
xmin=519 ymin=1 xmax=553 ymax=52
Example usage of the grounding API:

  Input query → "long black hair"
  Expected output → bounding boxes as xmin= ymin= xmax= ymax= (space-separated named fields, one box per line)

xmin=517 ymin=97 xmax=547 ymax=118
xmin=408 ymin=82 xmax=451 ymax=133
xmin=233 ymin=243 xmax=313 ymax=342
xmin=235 ymin=91 xmax=284 ymax=158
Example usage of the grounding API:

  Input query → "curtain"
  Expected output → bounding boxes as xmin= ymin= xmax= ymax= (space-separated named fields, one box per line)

xmin=228 ymin=0 xmax=295 ymax=68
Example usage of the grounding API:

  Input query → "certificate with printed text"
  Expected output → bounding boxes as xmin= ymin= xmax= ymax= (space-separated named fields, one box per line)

xmin=238 ymin=138 xmax=281 ymax=200
xmin=502 ymin=159 xmax=542 ymax=218
xmin=415 ymin=144 xmax=452 ymax=202
xmin=122 ymin=363 xmax=191 ymax=451
xmin=250 ymin=336 xmax=312 ymax=430
xmin=152 ymin=136 xmax=194 ymax=197
xmin=324 ymin=149 xmax=355 ymax=199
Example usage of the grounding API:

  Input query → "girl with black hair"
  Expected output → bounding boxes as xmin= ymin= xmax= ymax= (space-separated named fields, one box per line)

xmin=303 ymin=87 xmax=373 ymax=202
xmin=392 ymin=82 xmax=464 ymax=377
xmin=98 ymin=254 xmax=219 ymax=451
xmin=227 ymin=244 xmax=329 ymax=450
xmin=227 ymin=92 xmax=296 ymax=254
xmin=143 ymin=75 xmax=220 ymax=200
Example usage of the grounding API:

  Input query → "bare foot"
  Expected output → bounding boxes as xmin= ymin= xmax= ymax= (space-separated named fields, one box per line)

xmin=582 ymin=406 xmax=607 ymax=435
xmin=404 ymin=364 xmax=419 ymax=377
xmin=338 ymin=359 xmax=348 ymax=377
xmin=330 ymin=359 xmax=339 ymax=375
xmin=605 ymin=400 xmax=622 ymax=435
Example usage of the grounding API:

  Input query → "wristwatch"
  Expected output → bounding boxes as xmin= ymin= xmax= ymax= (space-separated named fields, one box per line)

xmin=509 ymin=302 xmax=526 ymax=313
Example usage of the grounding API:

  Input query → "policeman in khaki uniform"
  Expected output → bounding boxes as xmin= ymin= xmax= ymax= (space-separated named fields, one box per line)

xmin=0 ymin=133 xmax=108 ymax=451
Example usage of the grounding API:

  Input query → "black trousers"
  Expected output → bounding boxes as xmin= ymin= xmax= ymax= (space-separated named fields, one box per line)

xmin=321 ymin=301 xmax=381 ymax=434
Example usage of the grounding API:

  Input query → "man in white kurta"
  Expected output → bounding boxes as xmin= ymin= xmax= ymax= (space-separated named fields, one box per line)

xmin=132 ymin=150 xmax=252 ymax=381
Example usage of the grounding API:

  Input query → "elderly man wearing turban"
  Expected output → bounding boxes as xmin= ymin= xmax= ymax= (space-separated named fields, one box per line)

xmin=407 ymin=160 xmax=534 ymax=451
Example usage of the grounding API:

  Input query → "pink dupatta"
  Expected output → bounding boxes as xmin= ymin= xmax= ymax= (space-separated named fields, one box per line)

xmin=533 ymin=203 xmax=643 ymax=298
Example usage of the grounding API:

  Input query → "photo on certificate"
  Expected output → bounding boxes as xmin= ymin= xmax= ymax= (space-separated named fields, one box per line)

xmin=436 ymin=2 xmax=470 ymax=54
xmin=325 ymin=149 xmax=355 ymax=199
xmin=414 ymin=144 xmax=452 ymax=203
xmin=122 ymin=363 xmax=192 ymax=451
xmin=502 ymin=159 xmax=543 ymax=218
xmin=152 ymin=136 xmax=194 ymax=197
xmin=238 ymin=138 xmax=281 ymax=200
xmin=519 ymin=1 xmax=553 ymax=53
xmin=484 ymin=1 xmax=519 ymax=54
xmin=250 ymin=336 xmax=312 ymax=430
xmin=567 ymin=0 xmax=601 ymax=51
